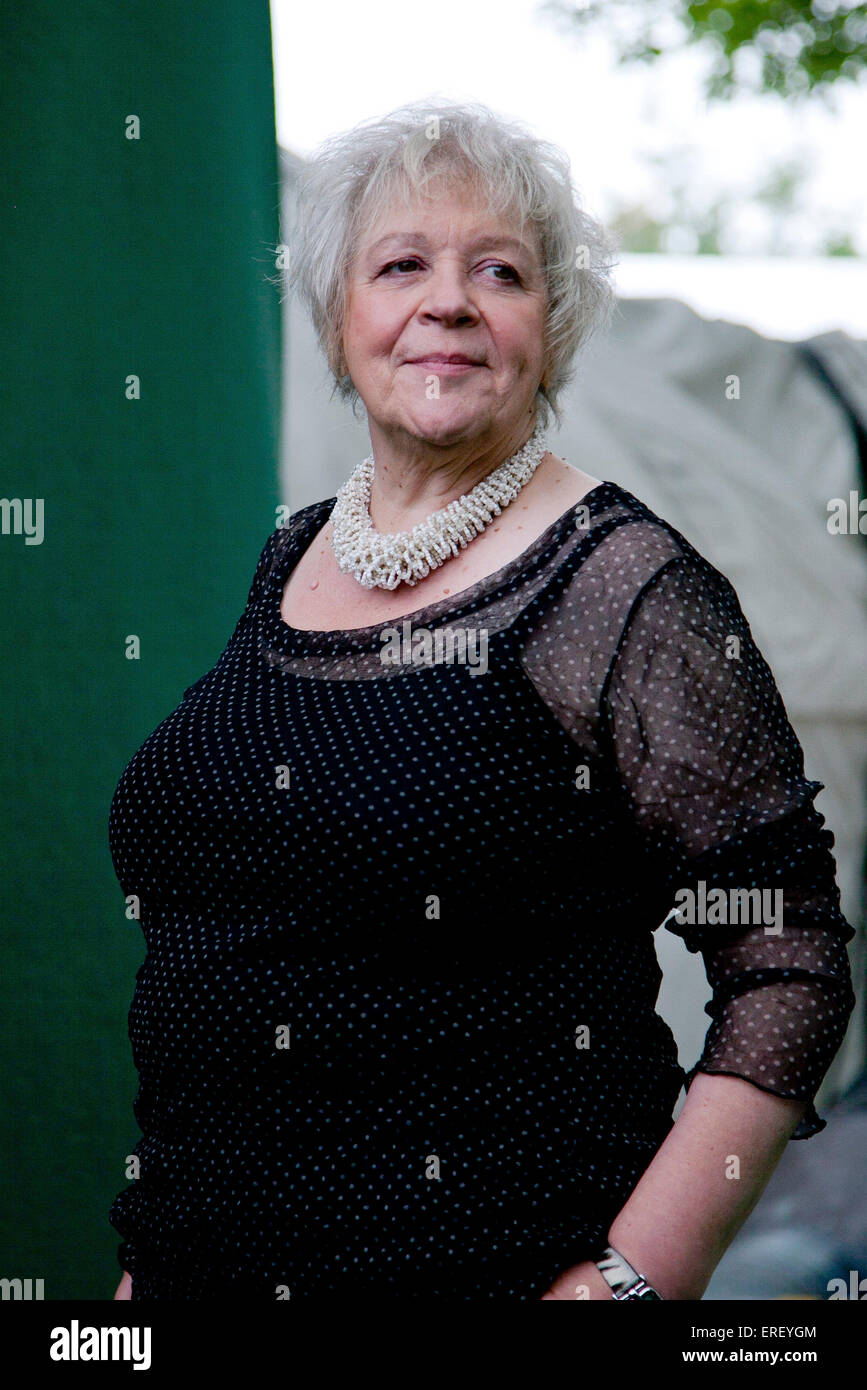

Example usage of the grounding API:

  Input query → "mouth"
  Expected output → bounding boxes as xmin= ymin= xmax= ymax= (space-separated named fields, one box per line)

xmin=405 ymin=357 xmax=485 ymax=372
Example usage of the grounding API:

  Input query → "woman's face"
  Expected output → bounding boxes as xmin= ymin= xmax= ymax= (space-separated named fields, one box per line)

xmin=341 ymin=182 xmax=548 ymax=449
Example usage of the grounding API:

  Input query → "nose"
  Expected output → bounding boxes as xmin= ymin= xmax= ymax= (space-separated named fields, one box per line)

xmin=417 ymin=259 xmax=480 ymax=327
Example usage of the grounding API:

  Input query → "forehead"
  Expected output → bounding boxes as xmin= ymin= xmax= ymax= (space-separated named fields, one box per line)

xmin=357 ymin=181 xmax=540 ymax=261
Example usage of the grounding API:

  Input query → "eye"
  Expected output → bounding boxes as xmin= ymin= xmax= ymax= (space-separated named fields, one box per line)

xmin=380 ymin=258 xmax=422 ymax=275
xmin=379 ymin=258 xmax=520 ymax=282
xmin=484 ymin=262 xmax=519 ymax=282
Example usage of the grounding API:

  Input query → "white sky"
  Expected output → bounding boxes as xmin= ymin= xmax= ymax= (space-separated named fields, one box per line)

xmin=269 ymin=0 xmax=867 ymax=338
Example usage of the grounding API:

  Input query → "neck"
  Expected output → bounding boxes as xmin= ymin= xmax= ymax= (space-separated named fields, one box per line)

xmin=365 ymin=416 xmax=541 ymax=532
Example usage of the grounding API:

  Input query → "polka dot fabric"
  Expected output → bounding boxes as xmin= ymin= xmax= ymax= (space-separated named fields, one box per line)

xmin=108 ymin=480 xmax=856 ymax=1298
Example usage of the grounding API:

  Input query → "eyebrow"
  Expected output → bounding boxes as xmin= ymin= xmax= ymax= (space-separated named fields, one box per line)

xmin=366 ymin=232 xmax=533 ymax=259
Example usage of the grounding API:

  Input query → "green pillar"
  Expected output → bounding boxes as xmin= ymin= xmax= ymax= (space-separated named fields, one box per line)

xmin=0 ymin=3 xmax=282 ymax=1297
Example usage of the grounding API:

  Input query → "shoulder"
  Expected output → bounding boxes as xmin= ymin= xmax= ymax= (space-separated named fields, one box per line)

xmin=246 ymin=497 xmax=337 ymax=600
xmin=545 ymin=480 xmax=744 ymax=661
xmin=589 ymin=481 xmax=736 ymax=607
xmin=256 ymin=497 xmax=337 ymax=568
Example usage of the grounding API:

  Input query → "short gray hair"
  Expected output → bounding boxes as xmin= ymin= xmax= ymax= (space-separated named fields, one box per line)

xmin=284 ymin=98 xmax=619 ymax=430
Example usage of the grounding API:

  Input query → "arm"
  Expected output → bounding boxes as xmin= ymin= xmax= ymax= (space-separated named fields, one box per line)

xmin=542 ymin=1071 xmax=808 ymax=1299
xmin=113 ymin=1270 xmax=132 ymax=1300
xmin=544 ymin=548 xmax=855 ymax=1298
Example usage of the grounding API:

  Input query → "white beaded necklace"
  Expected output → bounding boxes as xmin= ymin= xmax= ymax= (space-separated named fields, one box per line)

xmin=330 ymin=423 xmax=549 ymax=590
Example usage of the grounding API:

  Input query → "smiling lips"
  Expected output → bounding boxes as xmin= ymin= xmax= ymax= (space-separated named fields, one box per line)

xmin=405 ymin=353 xmax=485 ymax=372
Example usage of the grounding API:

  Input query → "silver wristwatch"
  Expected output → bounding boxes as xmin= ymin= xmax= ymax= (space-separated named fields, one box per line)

xmin=594 ymin=1245 xmax=663 ymax=1300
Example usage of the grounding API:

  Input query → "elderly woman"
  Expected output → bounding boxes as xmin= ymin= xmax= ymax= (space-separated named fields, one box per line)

xmin=109 ymin=99 xmax=856 ymax=1300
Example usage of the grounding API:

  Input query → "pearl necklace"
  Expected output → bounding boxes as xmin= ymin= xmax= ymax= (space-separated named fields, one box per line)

xmin=330 ymin=423 xmax=549 ymax=590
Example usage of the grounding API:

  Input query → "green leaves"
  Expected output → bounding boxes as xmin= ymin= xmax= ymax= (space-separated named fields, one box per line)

xmin=543 ymin=0 xmax=867 ymax=101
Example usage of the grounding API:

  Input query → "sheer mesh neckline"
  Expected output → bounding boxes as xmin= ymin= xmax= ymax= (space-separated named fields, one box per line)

xmin=267 ymin=479 xmax=621 ymax=654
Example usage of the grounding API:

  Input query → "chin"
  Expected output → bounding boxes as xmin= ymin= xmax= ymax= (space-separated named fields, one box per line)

xmin=397 ymin=406 xmax=491 ymax=444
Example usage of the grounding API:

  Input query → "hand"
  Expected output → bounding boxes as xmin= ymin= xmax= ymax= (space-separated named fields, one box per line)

xmin=540 ymin=1258 xmax=613 ymax=1300
xmin=113 ymin=1270 xmax=132 ymax=1300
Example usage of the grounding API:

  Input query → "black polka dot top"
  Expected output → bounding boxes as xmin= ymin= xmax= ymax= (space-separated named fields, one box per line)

xmin=108 ymin=480 xmax=856 ymax=1299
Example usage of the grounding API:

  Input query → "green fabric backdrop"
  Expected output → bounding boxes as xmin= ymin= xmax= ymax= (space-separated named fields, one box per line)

xmin=0 ymin=2 xmax=282 ymax=1297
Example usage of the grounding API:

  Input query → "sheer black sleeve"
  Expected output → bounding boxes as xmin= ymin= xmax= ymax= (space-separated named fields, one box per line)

xmin=600 ymin=552 xmax=857 ymax=1138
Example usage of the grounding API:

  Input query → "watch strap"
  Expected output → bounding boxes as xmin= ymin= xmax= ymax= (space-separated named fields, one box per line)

xmin=595 ymin=1244 xmax=663 ymax=1300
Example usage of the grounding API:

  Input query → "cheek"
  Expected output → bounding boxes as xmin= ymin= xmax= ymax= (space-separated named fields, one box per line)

xmin=344 ymin=297 xmax=399 ymax=357
xmin=492 ymin=315 xmax=545 ymax=372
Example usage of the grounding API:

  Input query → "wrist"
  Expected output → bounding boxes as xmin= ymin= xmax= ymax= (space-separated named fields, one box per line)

xmin=592 ymin=1242 xmax=664 ymax=1300
xmin=580 ymin=1258 xmax=615 ymax=1301
xmin=604 ymin=1223 xmax=707 ymax=1301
